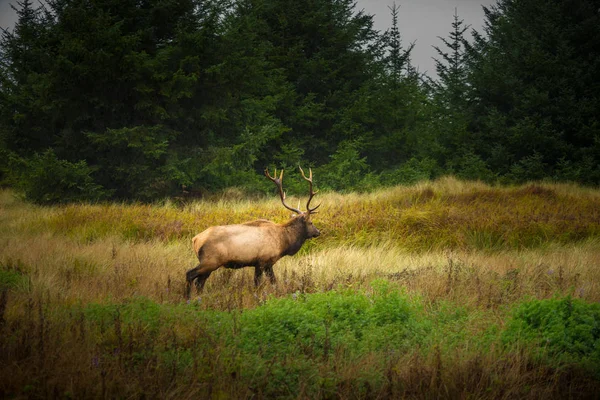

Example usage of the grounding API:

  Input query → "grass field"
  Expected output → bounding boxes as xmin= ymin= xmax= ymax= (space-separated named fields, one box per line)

xmin=1 ymin=177 xmax=600 ymax=399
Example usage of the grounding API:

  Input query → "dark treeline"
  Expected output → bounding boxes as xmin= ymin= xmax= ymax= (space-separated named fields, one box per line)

xmin=0 ymin=0 xmax=599 ymax=203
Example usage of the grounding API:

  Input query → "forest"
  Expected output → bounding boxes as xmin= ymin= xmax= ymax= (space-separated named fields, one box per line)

xmin=1 ymin=0 xmax=599 ymax=203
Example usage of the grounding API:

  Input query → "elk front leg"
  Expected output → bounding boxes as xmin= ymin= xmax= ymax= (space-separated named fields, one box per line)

xmin=254 ymin=264 xmax=275 ymax=286
xmin=264 ymin=265 xmax=276 ymax=284
xmin=254 ymin=266 xmax=264 ymax=287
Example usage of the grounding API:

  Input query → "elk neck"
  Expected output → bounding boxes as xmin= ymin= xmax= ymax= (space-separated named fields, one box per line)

xmin=280 ymin=215 xmax=309 ymax=256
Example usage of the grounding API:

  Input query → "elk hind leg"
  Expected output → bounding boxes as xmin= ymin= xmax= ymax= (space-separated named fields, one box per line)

xmin=185 ymin=264 xmax=213 ymax=298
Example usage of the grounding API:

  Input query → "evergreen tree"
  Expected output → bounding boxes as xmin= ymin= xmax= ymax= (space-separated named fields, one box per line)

xmin=465 ymin=0 xmax=600 ymax=182
xmin=348 ymin=2 xmax=427 ymax=174
xmin=384 ymin=2 xmax=414 ymax=85
xmin=0 ymin=0 xmax=55 ymax=154
xmin=0 ymin=0 xmax=225 ymax=200
xmin=427 ymin=8 xmax=492 ymax=180
xmin=431 ymin=8 xmax=469 ymax=111
xmin=241 ymin=0 xmax=380 ymax=165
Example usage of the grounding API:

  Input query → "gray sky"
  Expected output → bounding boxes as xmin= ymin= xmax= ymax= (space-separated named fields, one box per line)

xmin=357 ymin=0 xmax=496 ymax=75
xmin=0 ymin=0 xmax=18 ymax=32
xmin=1 ymin=0 xmax=496 ymax=76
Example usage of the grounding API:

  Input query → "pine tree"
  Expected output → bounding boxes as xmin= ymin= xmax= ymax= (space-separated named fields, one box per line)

xmin=1 ymin=0 xmax=223 ymax=200
xmin=338 ymin=2 xmax=428 ymax=173
xmin=238 ymin=0 xmax=380 ymax=165
xmin=426 ymin=8 xmax=490 ymax=179
xmin=384 ymin=2 xmax=414 ymax=85
xmin=0 ymin=0 xmax=55 ymax=154
xmin=465 ymin=0 xmax=600 ymax=182
xmin=431 ymin=8 xmax=470 ymax=111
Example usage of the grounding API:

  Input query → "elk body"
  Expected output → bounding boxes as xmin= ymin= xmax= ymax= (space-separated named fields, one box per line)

xmin=185 ymin=167 xmax=320 ymax=298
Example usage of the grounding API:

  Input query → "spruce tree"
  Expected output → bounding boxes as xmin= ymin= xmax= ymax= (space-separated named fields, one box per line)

xmin=427 ymin=8 xmax=492 ymax=180
xmin=465 ymin=0 xmax=600 ymax=182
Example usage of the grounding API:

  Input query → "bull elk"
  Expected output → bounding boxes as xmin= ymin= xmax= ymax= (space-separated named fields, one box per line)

xmin=185 ymin=167 xmax=321 ymax=298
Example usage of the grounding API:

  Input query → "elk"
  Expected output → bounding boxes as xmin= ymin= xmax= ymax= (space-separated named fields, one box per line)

xmin=185 ymin=167 xmax=321 ymax=298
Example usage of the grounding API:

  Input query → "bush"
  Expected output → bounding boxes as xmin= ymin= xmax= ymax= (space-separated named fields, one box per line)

xmin=9 ymin=150 xmax=108 ymax=204
xmin=455 ymin=152 xmax=496 ymax=182
xmin=237 ymin=280 xmax=425 ymax=358
xmin=506 ymin=152 xmax=549 ymax=183
xmin=318 ymin=140 xmax=371 ymax=191
xmin=503 ymin=296 xmax=600 ymax=375
xmin=0 ymin=269 xmax=29 ymax=291
xmin=378 ymin=157 xmax=438 ymax=186
xmin=554 ymin=157 xmax=600 ymax=184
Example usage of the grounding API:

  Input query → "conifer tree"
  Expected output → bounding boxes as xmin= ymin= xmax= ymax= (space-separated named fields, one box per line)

xmin=431 ymin=8 xmax=469 ymax=111
xmin=426 ymin=8 xmax=490 ymax=179
xmin=0 ymin=0 xmax=54 ymax=154
xmin=465 ymin=0 xmax=600 ymax=182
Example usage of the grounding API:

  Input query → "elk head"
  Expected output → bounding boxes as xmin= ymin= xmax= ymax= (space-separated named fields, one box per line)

xmin=264 ymin=166 xmax=321 ymax=238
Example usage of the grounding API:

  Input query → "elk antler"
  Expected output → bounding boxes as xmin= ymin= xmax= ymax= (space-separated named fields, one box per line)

xmin=299 ymin=166 xmax=321 ymax=214
xmin=264 ymin=168 xmax=303 ymax=214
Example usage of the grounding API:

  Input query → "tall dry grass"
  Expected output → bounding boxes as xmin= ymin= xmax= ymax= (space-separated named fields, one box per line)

xmin=2 ymin=232 xmax=599 ymax=311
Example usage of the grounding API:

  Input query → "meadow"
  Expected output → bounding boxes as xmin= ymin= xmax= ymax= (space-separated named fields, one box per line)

xmin=1 ymin=177 xmax=600 ymax=399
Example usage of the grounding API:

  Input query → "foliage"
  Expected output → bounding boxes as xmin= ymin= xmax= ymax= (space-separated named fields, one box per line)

xmin=503 ymin=296 xmax=600 ymax=375
xmin=237 ymin=281 xmax=424 ymax=358
xmin=86 ymin=126 xmax=182 ymax=200
xmin=378 ymin=157 xmax=438 ymax=186
xmin=454 ymin=152 xmax=496 ymax=182
xmin=464 ymin=0 xmax=600 ymax=181
xmin=8 ymin=149 xmax=108 ymax=204
xmin=318 ymin=140 xmax=370 ymax=191
xmin=0 ymin=268 xmax=28 ymax=291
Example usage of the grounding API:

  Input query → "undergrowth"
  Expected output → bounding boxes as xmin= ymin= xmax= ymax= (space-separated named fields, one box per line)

xmin=503 ymin=296 xmax=600 ymax=377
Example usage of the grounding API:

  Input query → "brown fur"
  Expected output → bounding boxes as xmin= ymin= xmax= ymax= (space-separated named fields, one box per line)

xmin=186 ymin=213 xmax=320 ymax=297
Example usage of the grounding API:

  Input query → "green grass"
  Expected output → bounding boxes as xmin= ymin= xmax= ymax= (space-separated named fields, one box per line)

xmin=1 ymin=178 xmax=600 ymax=398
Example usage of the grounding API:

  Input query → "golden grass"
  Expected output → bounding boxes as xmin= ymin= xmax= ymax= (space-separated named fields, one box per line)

xmin=6 ymin=176 xmax=593 ymax=252
xmin=2 ymin=229 xmax=598 ymax=313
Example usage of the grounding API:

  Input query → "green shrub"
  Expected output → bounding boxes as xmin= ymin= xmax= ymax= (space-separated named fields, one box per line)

xmin=0 ymin=268 xmax=28 ymax=291
xmin=506 ymin=152 xmax=549 ymax=183
xmin=378 ymin=157 xmax=438 ymax=186
xmin=554 ymin=156 xmax=600 ymax=184
xmin=237 ymin=280 xmax=425 ymax=358
xmin=318 ymin=140 xmax=371 ymax=191
xmin=9 ymin=149 xmax=108 ymax=204
xmin=503 ymin=296 xmax=600 ymax=374
xmin=455 ymin=152 xmax=496 ymax=182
